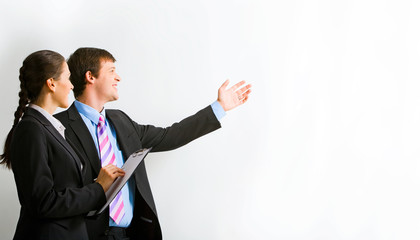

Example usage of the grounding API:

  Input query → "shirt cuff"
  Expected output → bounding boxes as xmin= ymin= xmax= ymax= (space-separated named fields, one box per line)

xmin=210 ymin=101 xmax=226 ymax=121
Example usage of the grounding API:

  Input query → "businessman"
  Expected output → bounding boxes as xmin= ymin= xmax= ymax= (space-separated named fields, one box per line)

xmin=55 ymin=47 xmax=251 ymax=240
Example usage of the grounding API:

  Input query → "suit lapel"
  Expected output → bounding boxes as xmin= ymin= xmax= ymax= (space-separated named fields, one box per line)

xmin=106 ymin=110 xmax=136 ymax=160
xmin=67 ymin=104 xmax=102 ymax=176
xmin=106 ymin=110 xmax=159 ymax=216
xmin=25 ymin=108 xmax=84 ymax=182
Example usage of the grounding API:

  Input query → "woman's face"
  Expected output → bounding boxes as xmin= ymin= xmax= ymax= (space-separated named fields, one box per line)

xmin=53 ymin=62 xmax=73 ymax=109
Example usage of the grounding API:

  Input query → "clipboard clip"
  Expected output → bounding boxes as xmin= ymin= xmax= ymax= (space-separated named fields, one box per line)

xmin=131 ymin=148 xmax=148 ymax=158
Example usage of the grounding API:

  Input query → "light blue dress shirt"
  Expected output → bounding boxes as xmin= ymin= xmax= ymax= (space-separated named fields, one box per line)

xmin=74 ymin=101 xmax=135 ymax=227
xmin=74 ymin=100 xmax=225 ymax=227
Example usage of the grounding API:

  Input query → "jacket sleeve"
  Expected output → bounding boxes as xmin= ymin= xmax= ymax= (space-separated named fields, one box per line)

xmin=11 ymin=120 xmax=106 ymax=219
xmin=122 ymin=105 xmax=222 ymax=152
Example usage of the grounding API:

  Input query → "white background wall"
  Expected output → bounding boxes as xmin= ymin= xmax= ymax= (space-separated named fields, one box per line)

xmin=1 ymin=0 xmax=419 ymax=239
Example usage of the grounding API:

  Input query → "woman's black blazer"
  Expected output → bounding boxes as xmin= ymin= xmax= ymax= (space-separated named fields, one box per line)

xmin=10 ymin=108 xmax=106 ymax=240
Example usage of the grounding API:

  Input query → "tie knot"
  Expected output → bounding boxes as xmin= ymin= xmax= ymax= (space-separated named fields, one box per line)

xmin=98 ymin=115 xmax=105 ymax=125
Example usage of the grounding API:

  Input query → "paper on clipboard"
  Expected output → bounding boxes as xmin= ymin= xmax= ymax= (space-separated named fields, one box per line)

xmin=87 ymin=148 xmax=152 ymax=216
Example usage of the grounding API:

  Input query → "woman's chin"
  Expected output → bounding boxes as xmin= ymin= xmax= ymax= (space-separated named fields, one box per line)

xmin=59 ymin=102 xmax=69 ymax=109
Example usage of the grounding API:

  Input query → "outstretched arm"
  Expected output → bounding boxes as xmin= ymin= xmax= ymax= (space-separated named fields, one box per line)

xmin=217 ymin=79 xmax=252 ymax=111
xmin=113 ymin=79 xmax=252 ymax=153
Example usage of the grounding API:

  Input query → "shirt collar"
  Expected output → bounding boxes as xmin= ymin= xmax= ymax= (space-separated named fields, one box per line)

xmin=28 ymin=104 xmax=66 ymax=138
xmin=74 ymin=100 xmax=106 ymax=125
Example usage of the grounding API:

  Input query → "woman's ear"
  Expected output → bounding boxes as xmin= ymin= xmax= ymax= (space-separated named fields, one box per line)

xmin=46 ymin=78 xmax=56 ymax=92
xmin=85 ymin=71 xmax=95 ymax=84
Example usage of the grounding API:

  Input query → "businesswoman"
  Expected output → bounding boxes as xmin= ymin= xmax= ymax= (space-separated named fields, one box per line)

xmin=0 ymin=50 xmax=125 ymax=240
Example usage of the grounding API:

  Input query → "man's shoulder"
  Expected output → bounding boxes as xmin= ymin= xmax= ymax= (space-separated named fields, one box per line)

xmin=106 ymin=109 xmax=132 ymax=123
xmin=54 ymin=109 xmax=68 ymax=119
xmin=54 ymin=103 xmax=78 ymax=124
xmin=54 ymin=108 xmax=71 ymax=123
xmin=105 ymin=108 xmax=123 ymax=114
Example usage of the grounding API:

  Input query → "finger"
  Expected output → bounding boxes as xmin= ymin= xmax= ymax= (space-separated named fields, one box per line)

xmin=237 ymin=88 xmax=251 ymax=101
xmin=105 ymin=164 xmax=120 ymax=170
xmin=114 ymin=169 xmax=125 ymax=175
xmin=103 ymin=165 xmax=124 ymax=175
xmin=219 ymin=79 xmax=230 ymax=90
xmin=102 ymin=165 xmax=115 ymax=172
xmin=236 ymin=84 xmax=252 ymax=95
xmin=103 ymin=164 xmax=115 ymax=169
xmin=114 ymin=172 xmax=125 ymax=178
xmin=229 ymin=80 xmax=246 ymax=92
xmin=241 ymin=95 xmax=249 ymax=104
xmin=108 ymin=166 xmax=124 ymax=173
xmin=241 ymin=88 xmax=252 ymax=97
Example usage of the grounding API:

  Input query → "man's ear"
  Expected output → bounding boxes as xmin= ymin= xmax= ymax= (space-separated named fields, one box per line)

xmin=85 ymin=71 xmax=95 ymax=84
xmin=46 ymin=78 xmax=55 ymax=92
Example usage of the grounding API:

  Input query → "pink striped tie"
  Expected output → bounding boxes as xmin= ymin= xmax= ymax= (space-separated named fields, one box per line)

xmin=97 ymin=115 xmax=125 ymax=224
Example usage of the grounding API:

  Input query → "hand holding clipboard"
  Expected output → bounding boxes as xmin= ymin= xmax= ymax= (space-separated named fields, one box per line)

xmin=88 ymin=148 xmax=152 ymax=216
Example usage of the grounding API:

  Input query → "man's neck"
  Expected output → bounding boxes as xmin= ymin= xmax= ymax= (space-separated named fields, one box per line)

xmin=76 ymin=95 xmax=105 ymax=113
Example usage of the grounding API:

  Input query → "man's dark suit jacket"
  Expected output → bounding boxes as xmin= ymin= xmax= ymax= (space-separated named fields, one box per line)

xmin=55 ymin=103 xmax=221 ymax=240
xmin=11 ymin=108 xmax=106 ymax=240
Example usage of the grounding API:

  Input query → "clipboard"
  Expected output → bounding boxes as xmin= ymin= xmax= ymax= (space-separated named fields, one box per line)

xmin=87 ymin=148 xmax=152 ymax=216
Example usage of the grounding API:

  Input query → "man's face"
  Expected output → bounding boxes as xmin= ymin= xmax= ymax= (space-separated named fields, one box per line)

xmin=94 ymin=60 xmax=121 ymax=103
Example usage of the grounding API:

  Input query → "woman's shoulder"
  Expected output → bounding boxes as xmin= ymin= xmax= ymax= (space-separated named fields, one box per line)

xmin=14 ymin=113 xmax=46 ymax=136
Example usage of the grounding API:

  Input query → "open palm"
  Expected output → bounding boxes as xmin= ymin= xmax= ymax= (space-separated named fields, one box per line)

xmin=217 ymin=79 xmax=252 ymax=111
